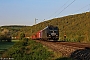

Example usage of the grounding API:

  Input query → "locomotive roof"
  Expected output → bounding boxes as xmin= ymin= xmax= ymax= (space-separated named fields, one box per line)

xmin=42 ymin=25 xmax=58 ymax=30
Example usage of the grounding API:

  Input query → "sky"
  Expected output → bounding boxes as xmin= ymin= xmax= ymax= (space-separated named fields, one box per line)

xmin=0 ymin=0 xmax=90 ymax=26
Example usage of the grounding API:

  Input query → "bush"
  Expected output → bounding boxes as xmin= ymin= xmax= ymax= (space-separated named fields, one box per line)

xmin=2 ymin=40 xmax=53 ymax=60
xmin=19 ymin=33 xmax=25 ymax=40
xmin=0 ymin=35 xmax=11 ymax=42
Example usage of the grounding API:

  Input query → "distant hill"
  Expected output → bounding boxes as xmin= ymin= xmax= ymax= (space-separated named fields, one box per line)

xmin=0 ymin=25 xmax=29 ymax=37
xmin=1 ymin=12 xmax=90 ymax=43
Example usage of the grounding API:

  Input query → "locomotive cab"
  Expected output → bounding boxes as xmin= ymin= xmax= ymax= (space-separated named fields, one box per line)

xmin=47 ymin=26 xmax=59 ymax=40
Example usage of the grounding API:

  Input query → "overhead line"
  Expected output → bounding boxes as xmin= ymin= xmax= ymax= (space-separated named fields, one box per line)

xmin=55 ymin=0 xmax=76 ymax=17
xmin=47 ymin=0 xmax=70 ymax=19
xmin=72 ymin=4 xmax=90 ymax=14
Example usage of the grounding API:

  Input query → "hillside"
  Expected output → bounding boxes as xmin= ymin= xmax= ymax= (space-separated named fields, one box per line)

xmin=29 ymin=12 xmax=90 ymax=42
xmin=1 ymin=12 xmax=90 ymax=42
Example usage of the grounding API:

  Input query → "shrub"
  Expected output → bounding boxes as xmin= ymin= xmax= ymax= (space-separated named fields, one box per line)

xmin=2 ymin=40 xmax=53 ymax=60
xmin=19 ymin=33 xmax=25 ymax=40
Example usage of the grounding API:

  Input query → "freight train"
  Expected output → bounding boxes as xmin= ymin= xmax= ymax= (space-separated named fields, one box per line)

xmin=31 ymin=25 xmax=59 ymax=41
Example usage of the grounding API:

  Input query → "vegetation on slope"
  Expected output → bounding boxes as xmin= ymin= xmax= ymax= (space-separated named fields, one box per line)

xmin=2 ymin=39 xmax=55 ymax=60
xmin=1 ymin=39 xmax=73 ymax=60
xmin=1 ymin=12 xmax=90 ymax=42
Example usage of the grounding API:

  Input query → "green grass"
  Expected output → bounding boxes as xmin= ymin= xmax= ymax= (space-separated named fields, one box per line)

xmin=0 ymin=40 xmax=19 ymax=50
xmin=0 ymin=40 xmax=19 ymax=57
xmin=0 ymin=42 xmax=14 ymax=50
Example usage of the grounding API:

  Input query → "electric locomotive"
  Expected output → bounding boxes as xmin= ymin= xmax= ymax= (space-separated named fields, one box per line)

xmin=41 ymin=25 xmax=59 ymax=41
xmin=31 ymin=25 xmax=59 ymax=41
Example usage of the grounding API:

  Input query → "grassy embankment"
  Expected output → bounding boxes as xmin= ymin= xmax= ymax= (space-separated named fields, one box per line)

xmin=1 ymin=39 xmax=73 ymax=60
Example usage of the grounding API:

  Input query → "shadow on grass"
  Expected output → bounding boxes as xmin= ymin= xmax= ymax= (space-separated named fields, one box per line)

xmin=70 ymin=47 xmax=90 ymax=60
xmin=55 ymin=47 xmax=90 ymax=60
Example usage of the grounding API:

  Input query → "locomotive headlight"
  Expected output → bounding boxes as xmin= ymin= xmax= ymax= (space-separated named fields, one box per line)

xmin=49 ymin=35 xmax=51 ymax=36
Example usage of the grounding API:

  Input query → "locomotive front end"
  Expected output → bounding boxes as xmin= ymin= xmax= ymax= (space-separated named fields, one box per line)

xmin=47 ymin=26 xmax=59 ymax=41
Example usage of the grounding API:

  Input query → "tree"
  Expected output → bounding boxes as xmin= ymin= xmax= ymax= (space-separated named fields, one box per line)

xmin=20 ymin=32 xmax=25 ymax=40
xmin=0 ymin=29 xmax=11 ymax=42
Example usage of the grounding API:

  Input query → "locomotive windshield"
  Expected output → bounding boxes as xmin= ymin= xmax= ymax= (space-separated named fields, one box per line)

xmin=48 ymin=26 xmax=59 ymax=34
xmin=48 ymin=27 xmax=53 ymax=30
xmin=49 ymin=27 xmax=58 ymax=30
xmin=54 ymin=27 xmax=59 ymax=30
xmin=48 ymin=26 xmax=58 ymax=30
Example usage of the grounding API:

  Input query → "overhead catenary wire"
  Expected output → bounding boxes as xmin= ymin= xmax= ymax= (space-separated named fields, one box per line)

xmin=47 ymin=0 xmax=70 ymax=19
xmin=88 ymin=4 xmax=90 ymax=12
xmin=86 ymin=4 xmax=90 ymax=12
xmin=55 ymin=0 xmax=76 ymax=17
xmin=72 ymin=4 xmax=90 ymax=14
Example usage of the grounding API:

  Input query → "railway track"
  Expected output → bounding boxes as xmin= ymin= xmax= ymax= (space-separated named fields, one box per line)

xmin=54 ymin=42 xmax=90 ymax=49
xmin=35 ymin=40 xmax=90 ymax=57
